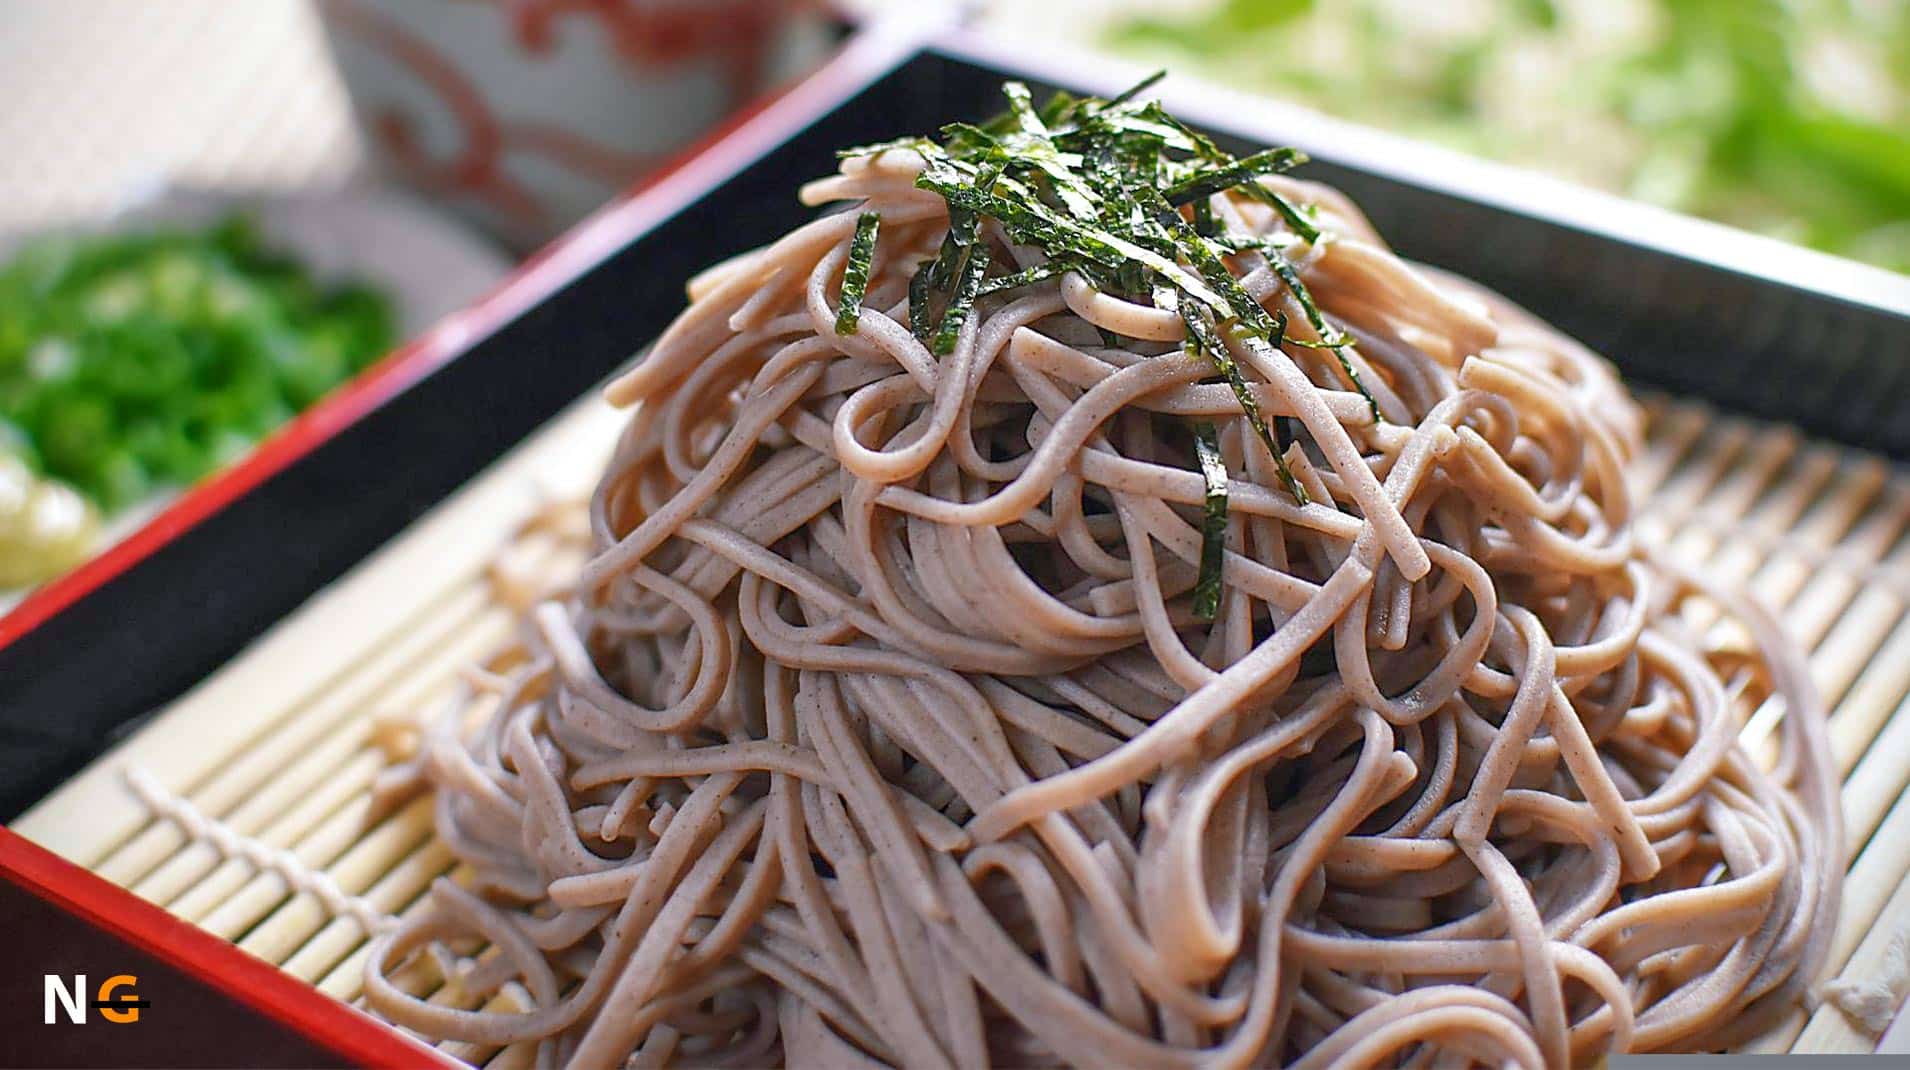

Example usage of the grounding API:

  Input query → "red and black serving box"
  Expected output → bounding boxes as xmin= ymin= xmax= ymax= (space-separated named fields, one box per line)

xmin=3 ymin=15 xmax=1908 ymax=1064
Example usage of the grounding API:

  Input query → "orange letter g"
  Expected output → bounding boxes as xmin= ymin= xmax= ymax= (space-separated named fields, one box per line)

xmin=97 ymin=975 xmax=140 ymax=1024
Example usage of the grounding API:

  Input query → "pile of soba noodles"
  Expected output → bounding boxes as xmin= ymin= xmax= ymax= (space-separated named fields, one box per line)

xmin=366 ymin=80 xmax=1842 ymax=1069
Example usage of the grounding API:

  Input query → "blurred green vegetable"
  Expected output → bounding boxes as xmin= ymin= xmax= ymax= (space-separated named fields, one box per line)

xmin=1109 ymin=0 xmax=1910 ymax=272
xmin=0 ymin=453 xmax=98 ymax=588
xmin=0 ymin=215 xmax=395 ymax=515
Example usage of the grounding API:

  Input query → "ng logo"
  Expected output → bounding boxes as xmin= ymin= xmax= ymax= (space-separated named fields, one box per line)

xmin=43 ymin=975 xmax=146 ymax=1025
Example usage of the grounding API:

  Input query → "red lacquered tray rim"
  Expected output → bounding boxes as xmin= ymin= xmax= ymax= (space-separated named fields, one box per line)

xmin=0 ymin=15 xmax=933 ymax=655
xmin=0 ymin=826 xmax=456 ymax=1068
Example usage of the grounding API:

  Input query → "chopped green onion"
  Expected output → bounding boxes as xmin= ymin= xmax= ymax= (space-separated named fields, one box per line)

xmin=835 ymin=211 xmax=881 ymax=336
xmin=0 ymin=214 xmax=393 ymax=515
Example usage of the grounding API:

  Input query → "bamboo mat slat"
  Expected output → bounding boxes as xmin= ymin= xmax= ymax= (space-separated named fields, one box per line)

xmin=13 ymin=392 xmax=1910 ymax=1062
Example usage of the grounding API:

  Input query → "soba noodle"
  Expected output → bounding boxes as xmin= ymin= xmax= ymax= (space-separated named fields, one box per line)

xmin=365 ymin=86 xmax=1841 ymax=1069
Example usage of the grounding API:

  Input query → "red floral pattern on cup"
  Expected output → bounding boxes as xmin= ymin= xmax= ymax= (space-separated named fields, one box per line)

xmin=322 ymin=0 xmax=818 ymax=248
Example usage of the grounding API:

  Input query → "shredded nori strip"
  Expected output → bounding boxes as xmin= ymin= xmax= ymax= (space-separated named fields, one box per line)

xmin=908 ymin=260 xmax=936 ymax=342
xmin=1192 ymin=420 xmax=1229 ymax=621
xmin=914 ymin=174 xmax=1229 ymax=310
xmin=835 ymin=211 xmax=881 ymax=336
xmin=1210 ymin=232 xmax=1296 ymax=255
xmin=1180 ymin=301 xmax=1308 ymax=505
xmin=1165 ymin=147 xmax=1306 ymax=206
xmin=1160 ymin=175 xmax=1380 ymax=425
xmin=909 ymin=195 xmax=987 ymax=346
xmin=932 ymin=244 xmax=992 ymax=355
xmin=1190 ymin=195 xmax=1218 ymax=236
xmin=1105 ymin=69 xmax=1167 ymax=109
xmin=1277 ymin=415 xmax=1301 ymax=452
xmin=835 ymin=136 xmax=937 ymax=160
xmin=1260 ymin=251 xmax=1380 ymax=423
xmin=852 ymin=75 xmax=1341 ymax=508
xmin=1130 ymin=104 xmax=1323 ymax=245
xmin=977 ymin=261 xmax=1065 ymax=296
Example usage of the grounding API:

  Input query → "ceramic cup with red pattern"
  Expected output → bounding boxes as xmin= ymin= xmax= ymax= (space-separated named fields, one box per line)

xmin=319 ymin=0 xmax=829 ymax=251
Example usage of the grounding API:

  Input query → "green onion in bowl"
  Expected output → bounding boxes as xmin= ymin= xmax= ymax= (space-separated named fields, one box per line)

xmin=0 ymin=453 xmax=96 ymax=589
xmin=0 ymin=189 xmax=513 ymax=598
xmin=0 ymin=215 xmax=396 ymax=519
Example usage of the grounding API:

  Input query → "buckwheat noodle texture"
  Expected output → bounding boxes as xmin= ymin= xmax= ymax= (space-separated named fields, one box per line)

xmin=366 ymin=86 xmax=1840 ymax=1070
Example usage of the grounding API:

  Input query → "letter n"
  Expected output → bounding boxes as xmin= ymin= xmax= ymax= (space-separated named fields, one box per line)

xmin=44 ymin=974 xmax=85 ymax=1024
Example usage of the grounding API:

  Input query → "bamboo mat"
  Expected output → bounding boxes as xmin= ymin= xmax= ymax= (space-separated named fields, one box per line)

xmin=14 ymin=390 xmax=1910 ymax=1061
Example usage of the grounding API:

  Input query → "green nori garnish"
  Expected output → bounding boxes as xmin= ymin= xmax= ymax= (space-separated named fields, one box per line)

xmin=835 ymin=211 xmax=881 ymax=336
xmin=1192 ymin=419 xmax=1229 ymax=621
xmin=838 ymin=73 xmax=1371 ymax=613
